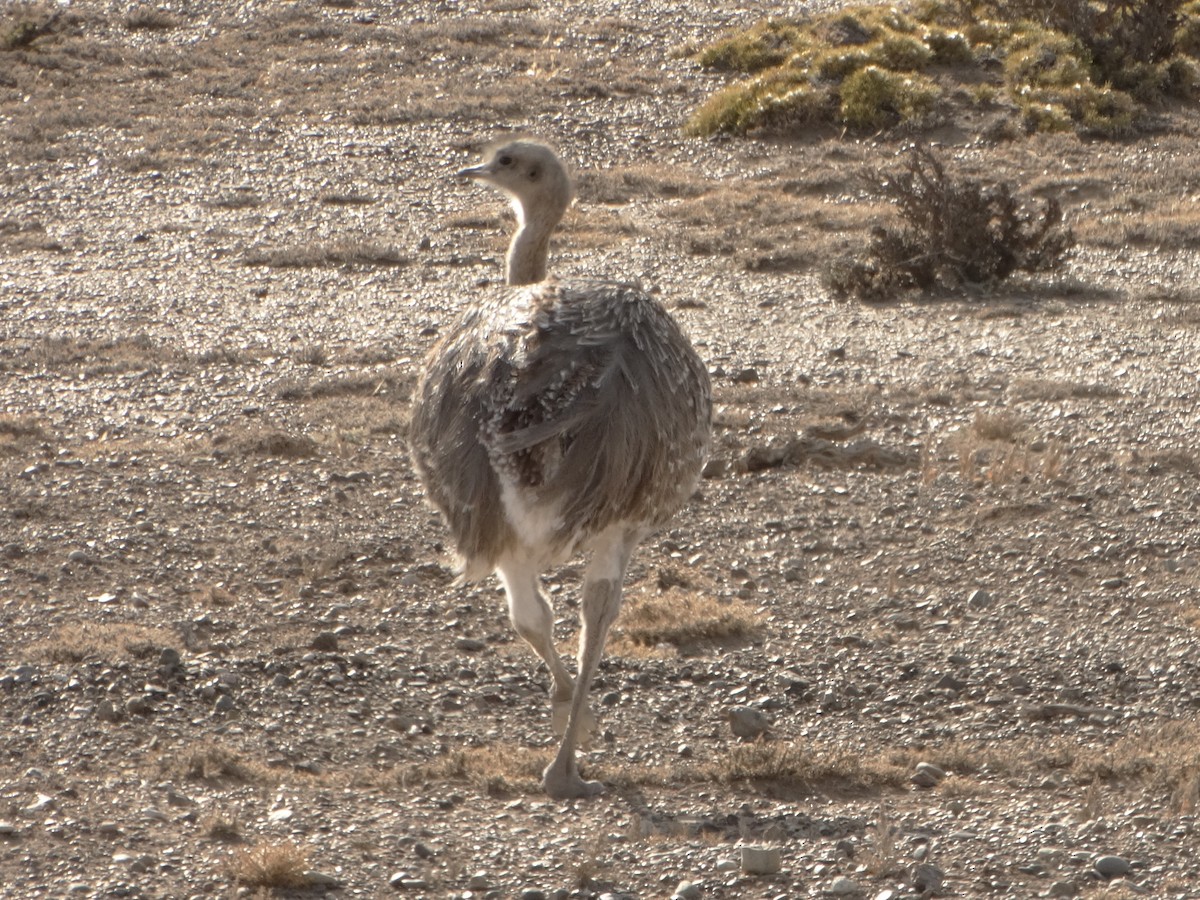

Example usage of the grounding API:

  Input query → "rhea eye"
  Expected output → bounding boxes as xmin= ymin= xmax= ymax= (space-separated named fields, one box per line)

xmin=497 ymin=154 xmax=513 ymax=166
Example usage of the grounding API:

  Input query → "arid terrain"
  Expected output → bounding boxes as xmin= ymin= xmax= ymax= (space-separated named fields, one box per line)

xmin=3 ymin=1 xmax=1200 ymax=898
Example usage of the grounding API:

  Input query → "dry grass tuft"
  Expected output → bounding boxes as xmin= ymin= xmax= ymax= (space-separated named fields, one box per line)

xmin=1142 ymin=448 xmax=1200 ymax=476
xmin=10 ymin=334 xmax=178 ymax=376
xmin=861 ymin=803 xmax=903 ymax=876
xmin=0 ymin=414 xmax=47 ymax=456
xmin=243 ymin=239 xmax=410 ymax=269
xmin=399 ymin=745 xmax=548 ymax=795
xmin=211 ymin=426 xmax=319 ymax=460
xmin=202 ymin=807 xmax=244 ymax=843
xmin=616 ymin=589 xmax=761 ymax=652
xmin=1012 ymin=378 xmax=1123 ymax=402
xmin=969 ymin=410 xmax=1025 ymax=443
xmin=30 ymin=622 xmax=178 ymax=664
xmin=276 ymin=371 xmax=412 ymax=403
xmin=226 ymin=841 xmax=312 ymax=889
xmin=687 ymin=740 xmax=909 ymax=791
xmin=894 ymin=722 xmax=1200 ymax=812
xmin=940 ymin=410 xmax=1067 ymax=486
xmin=169 ymin=741 xmax=275 ymax=785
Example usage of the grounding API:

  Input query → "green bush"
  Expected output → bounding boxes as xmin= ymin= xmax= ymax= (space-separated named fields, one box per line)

xmin=839 ymin=66 xmax=940 ymax=129
xmin=687 ymin=1 xmax=1200 ymax=138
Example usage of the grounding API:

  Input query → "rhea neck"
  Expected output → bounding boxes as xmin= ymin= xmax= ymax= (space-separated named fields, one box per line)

xmin=504 ymin=195 xmax=565 ymax=287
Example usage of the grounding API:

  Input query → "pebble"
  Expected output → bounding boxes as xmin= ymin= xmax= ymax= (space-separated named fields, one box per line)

xmin=967 ymin=588 xmax=992 ymax=609
xmin=1094 ymin=855 xmax=1132 ymax=878
xmin=728 ymin=706 xmax=771 ymax=740
xmin=911 ymin=863 xmax=944 ymax=893
xmin=304 ymin=870 xmax=342 ymax=887
xmin=467 ymin=873 xmax=490 ymax=890
xmin=934 ymin=672 xmax=966 ymax=691
xmin=25 ymin=793 xmax=54 ymax=812
xmin=911 ymin=761 xmax=947 ymax=787
xmin=740 ymin=845 xmax=781 ymax=875
xmin=829 ymin=875 xmax=860 ymax=895
xmin=388 ymin=872 xmax=429 ymax=890
xmin=455 ymin=638 xmax=486 ymax=652
xmin=1038 ymin=848 xmax=1067 ymax=866
xmin=129 ymin=854 xmax=156 ymax=874
xmin=673 ymin=880 xmax=701 ymax=900
xmin=517 ymin=890 xmax=547 ymax=900
xmin=310 ymin=632 xmax=339 ymax=652
xmin=125 ymin=696 xmax=152 ymax=716
xmin=0 ymin=821 xmax=17 ymax=836
xmin=1046 ymin=881 xmax=1078 ymax=897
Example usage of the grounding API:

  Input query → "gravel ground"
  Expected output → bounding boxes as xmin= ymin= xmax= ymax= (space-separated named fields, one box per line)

xmin=3 ymin=1 xmax=1200 ymax=898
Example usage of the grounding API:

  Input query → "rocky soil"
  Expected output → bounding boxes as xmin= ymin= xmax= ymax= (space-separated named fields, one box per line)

xmin=2 ymin=1 xmax=1200 ymax=898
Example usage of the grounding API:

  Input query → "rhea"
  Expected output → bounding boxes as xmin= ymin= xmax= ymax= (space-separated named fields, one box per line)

xmin=409 ymin=138 xmax=711 ymax=799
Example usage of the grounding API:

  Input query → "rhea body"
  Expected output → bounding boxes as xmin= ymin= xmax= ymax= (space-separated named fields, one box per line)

xmin=409 ymin=139 xmax=711 ymax=798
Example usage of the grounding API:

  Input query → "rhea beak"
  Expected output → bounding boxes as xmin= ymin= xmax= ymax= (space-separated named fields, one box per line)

xmin=455 ymin=163 xmax=491 ymax=180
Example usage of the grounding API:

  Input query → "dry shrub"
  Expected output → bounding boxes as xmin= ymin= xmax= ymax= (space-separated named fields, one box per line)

xmin=124 ymin=8 xmax=179 ymax=31
xmin=0 ymin=1 xmax=61 ymax=51
xmin=227 ymin=841 xmax=311 ymax=889
xmin=971 ymin=0 xmax=1191 ymax=95
xmin=824 ymin=148 xmax=1074 ymax=302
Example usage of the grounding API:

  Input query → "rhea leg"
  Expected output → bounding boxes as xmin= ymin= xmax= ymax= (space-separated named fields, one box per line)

xmin=542 ymin=528 xmax=639 ymax=800
xmin=495 ymin=558 xmax=596 ymax=739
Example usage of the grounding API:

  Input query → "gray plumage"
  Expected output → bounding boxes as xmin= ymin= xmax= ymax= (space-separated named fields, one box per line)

xmin=409 ymin=139 xmax=711 ymax=798
xmin=411 ymin=278 xmax=710 ymax=578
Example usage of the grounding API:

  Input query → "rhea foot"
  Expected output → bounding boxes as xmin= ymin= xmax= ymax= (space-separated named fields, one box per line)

xmin=542 ymin=759 xmax=605 ymax=800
